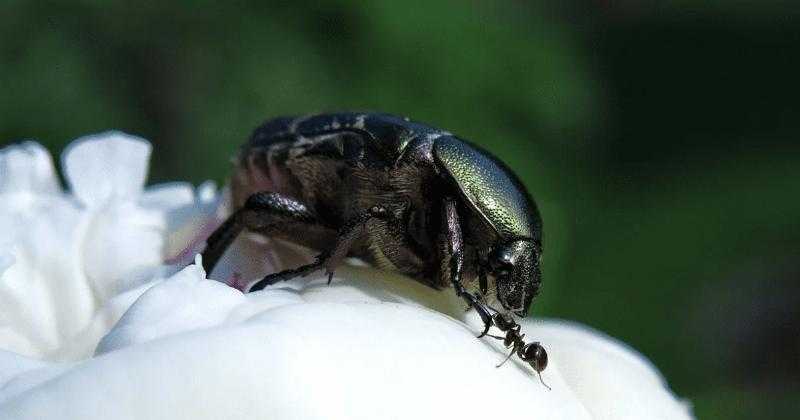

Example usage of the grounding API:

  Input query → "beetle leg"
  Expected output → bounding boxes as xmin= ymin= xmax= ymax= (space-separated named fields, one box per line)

xmin=248 ymin=205 xmax=390 ymax=291
xmin=324 ymin=205 xmax=389 ymax=278
xmin=202 ymin=214 xmax=245 ymax=275
xmin=478 ymin=264 xmax=489 ymax=296
xmin=249 ymin=251 xmax=330 ymax=291
xmin=201 ymin=191 xmax=319 ymax=274
xmin=440 ymin=197 xmax=494 ymax=338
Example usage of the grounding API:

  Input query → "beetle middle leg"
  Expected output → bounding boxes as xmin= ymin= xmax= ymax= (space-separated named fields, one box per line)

xmin=439 ymin=197 xmax=495 ymax=338
xmin=248 ymin=205 xmax=392 ymax=291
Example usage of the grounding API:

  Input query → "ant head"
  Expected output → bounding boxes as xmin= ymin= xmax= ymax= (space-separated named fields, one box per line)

xmin=522 ymin=342 xmax=551 ymax=390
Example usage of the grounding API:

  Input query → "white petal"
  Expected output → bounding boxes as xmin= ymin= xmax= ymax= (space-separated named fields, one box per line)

xmin=139 ymin=182 xmax=196 ymax=210
xmin=81 ymin=202 xmax=165 ymax=300
xmin=95 ymin=263 xmax=245 ymax=354
xmin=520 ymin=320 xmax=693 ymax=420
xmin=62 ymin=132 xmax=151 ymax=207
xmin=0 ymin=141 xmax=60 ymax=196
xmin=0 ymin=249 xmax=12 ymax=276
xmin=0 ymin=262 xmax=693 ymax=419
xmin=196 ymin=180 xmax=217 ymax=201
xmin=55 ymin=280 xmax=158 ymax=360
xmin=140 ymin=182 xmax=220 ymax=263
xmin=2 ymin=305 xmax=589 ymax=420
xmin=0 ymin=198 xmax=94 ymax=359
xmin=0 ymin=351 xmax=72 ymax=405
xmin=0 ymin=328 xmax=39 ymax=361
xmin=0 ymin=350 xmax=49 ymax=388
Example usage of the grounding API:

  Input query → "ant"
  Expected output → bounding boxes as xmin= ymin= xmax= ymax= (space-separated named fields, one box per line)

xmin=478 ymin=299 xmax=550 ymax=390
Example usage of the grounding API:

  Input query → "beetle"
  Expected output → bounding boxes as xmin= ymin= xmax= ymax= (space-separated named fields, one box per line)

xmin=202 ymin=112 xmax=546 ymax=374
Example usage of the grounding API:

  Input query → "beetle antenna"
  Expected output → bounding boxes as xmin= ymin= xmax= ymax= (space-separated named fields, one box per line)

xmin=537 ymin=372 xmax=551 ymax=391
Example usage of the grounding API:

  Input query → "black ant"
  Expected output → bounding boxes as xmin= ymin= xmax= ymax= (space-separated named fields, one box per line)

xmin=478 ymin=300 xmax=550 ymax=390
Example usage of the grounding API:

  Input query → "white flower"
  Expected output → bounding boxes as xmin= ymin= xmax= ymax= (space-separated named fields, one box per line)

xmin=0 ymin=133 xmax=218 ymax=360
xmin=0 ymin=135 xmax=693 ymax=419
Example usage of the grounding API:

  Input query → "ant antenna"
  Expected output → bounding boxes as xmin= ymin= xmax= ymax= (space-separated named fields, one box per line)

xmin=537 ymin=372 xmax=551 ymax=391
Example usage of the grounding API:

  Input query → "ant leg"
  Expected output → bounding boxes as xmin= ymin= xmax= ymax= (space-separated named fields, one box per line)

xmin=248 ymin=205 xmax=390 ymax=291
xmin=440 ymin=197 xmax=495 ymax=338
xmin=201 ymin=192 xmax=319 ymax=274
xmin=496 ymin=348 xmax=517 ymax=368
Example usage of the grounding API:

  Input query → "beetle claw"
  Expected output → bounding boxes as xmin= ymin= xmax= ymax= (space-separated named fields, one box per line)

xmin=467 ymin=294 xmax=495 ymax=338
xmin=477 ymin=321 xmax=491 ymax=338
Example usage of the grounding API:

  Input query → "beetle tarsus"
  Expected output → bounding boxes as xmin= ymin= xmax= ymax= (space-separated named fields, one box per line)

xmin=249 ymin=254 xmax=327 ymax=291
xmin=472 ymin=297 xmax=495 ymax=338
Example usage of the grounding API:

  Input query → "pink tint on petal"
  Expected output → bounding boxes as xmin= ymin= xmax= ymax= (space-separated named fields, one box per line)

xmin=163 ymin=214 xmax=224 ymax=266
xmin=226 ymin=272 xmax=248 ymax=292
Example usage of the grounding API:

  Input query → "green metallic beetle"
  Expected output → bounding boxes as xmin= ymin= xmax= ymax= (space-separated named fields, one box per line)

xmin=202 ymin=112 xmax=547 ymax=376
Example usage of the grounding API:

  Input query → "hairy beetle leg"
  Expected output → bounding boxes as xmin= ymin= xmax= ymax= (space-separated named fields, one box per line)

xmin=248 ymin=205 xmax=391 ymax=292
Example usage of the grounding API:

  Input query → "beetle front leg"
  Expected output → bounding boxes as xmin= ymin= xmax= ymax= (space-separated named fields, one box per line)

xmin=440 ymin=197 xmax=494 ymax=338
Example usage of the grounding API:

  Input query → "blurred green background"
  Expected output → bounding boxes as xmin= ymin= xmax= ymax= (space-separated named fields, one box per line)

xmin=1 ymin=1 xmax=798 ymax=418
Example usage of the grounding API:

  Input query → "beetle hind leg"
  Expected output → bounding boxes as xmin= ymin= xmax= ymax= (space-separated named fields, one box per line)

xmin=202 ymin=215 xmax=245 ymax=274
xmin=201 ymin=191 xmax=321 ymax=275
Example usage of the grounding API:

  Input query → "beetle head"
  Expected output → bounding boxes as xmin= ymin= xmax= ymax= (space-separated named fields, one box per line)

xmin=489 ymin=239 xmax=542 ymax=317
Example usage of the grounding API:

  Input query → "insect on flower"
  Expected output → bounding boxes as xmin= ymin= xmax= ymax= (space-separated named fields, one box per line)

xmin=202 ymin=112 xmax=548 ymax=381
xmin=486 ymin=310 xmax=550 ymax=388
